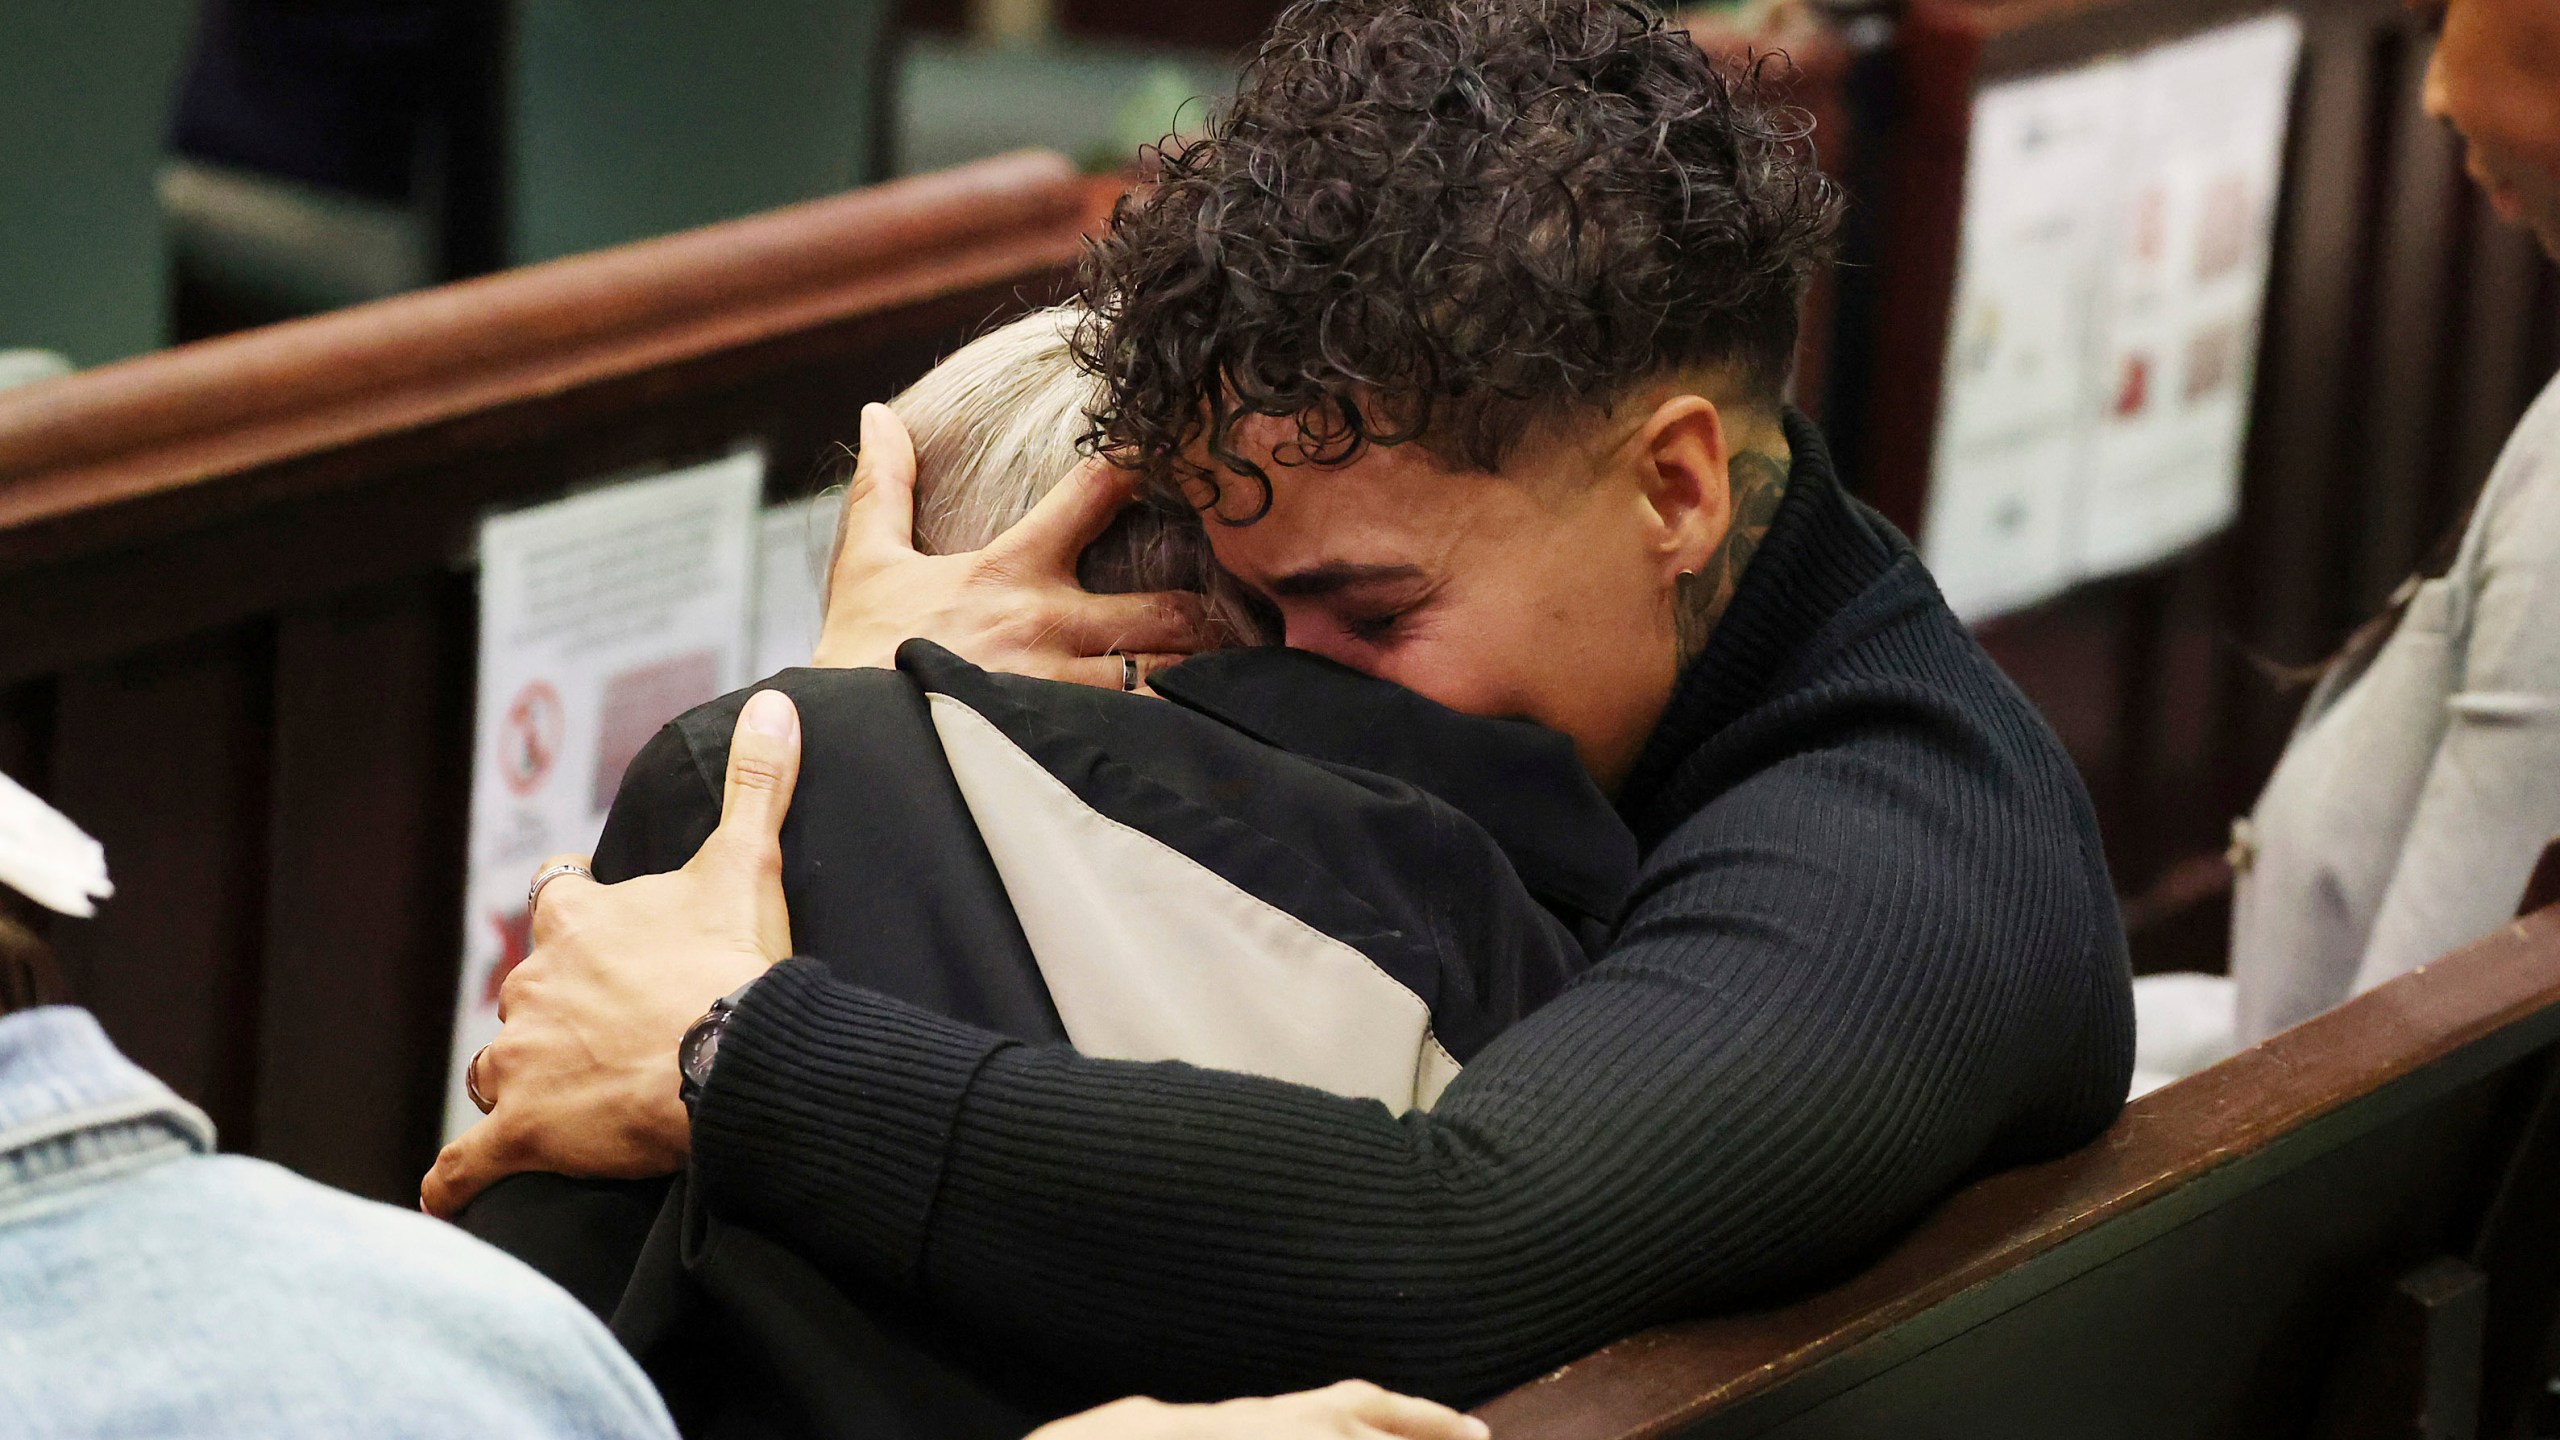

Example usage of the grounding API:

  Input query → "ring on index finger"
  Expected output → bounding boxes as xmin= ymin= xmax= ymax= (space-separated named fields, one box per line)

xmin=527 ymin=861 xmax=594 ymax=919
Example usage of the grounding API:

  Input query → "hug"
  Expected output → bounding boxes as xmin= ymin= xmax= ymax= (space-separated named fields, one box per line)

xmin=427 ymin=1 xmax=2133 ymax=1434
xmin=21 ymin=0 xmax=2560 ymax=1430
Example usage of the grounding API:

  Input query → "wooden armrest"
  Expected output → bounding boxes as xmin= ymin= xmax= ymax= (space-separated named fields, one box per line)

xmin=1476 ymin=908 xmax=2560 ymax=1439
xmin=0 ymin=149 xmax=1087 ymax=577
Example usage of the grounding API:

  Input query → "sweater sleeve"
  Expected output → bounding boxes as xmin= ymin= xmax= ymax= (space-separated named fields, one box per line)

xmin=686 ymin=730 xmax=2126 ymax=1405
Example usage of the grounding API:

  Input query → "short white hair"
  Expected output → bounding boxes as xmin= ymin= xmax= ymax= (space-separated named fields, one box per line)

xmin=884 ymin=305 xmax=1270 ymax=646
xmin=900 ymin=306 xmax=1097 ymax=556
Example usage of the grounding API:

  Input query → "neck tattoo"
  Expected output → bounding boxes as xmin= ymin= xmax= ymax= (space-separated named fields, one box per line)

xmin=1678 ymin=449 xmax=1788 ymax=662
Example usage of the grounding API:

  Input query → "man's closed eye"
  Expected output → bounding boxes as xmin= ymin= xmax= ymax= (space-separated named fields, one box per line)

xmin=1343 ymin=609 xmax=1412 ymax=644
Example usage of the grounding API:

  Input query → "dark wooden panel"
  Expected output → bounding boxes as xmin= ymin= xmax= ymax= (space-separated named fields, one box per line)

xmin=1055 ymin=0 xmax=1286 ymax=51
xmin=2447 ymin=198 xmax=2548 ymax=525
xmin=2351 ymin=36 xmax=2467 ymax=613
xmin=252 ymin=575 xmax=474 ymax=1202
xmin=2332 ymin=1257 xmax=2488 ymax=1440
xmin=0 ymin=677 xmax=48 ymax=785
xmin=2466 ymin=1068 xmax=2560 ymax=1436
xmin=47 ymin=624 xmax=273 ymax=1145
xmin=1971 ymin=0 xmax=2399 ymax=79
xmin=2186 ymin=15 xmax=2388 ymax=967
xmin=1855 ymin=0 xmax=1981 ymax=536
xmin=2232 ymin=14 xmax=2385 ymax=679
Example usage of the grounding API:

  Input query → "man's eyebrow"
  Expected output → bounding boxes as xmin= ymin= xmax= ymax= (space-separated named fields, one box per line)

xmin=1263 ymin=562 xmax=1430 ymax=599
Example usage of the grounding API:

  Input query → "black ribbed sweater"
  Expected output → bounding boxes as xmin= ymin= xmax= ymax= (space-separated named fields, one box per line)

xmin=689 ymin=414 xmax=2135 ymax=1407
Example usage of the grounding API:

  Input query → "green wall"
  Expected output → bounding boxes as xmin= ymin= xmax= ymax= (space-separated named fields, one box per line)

xmin=0 ymin=1 xmax=199 ymax=366
xmin=508 ymin=0 xmax=893 ymax=265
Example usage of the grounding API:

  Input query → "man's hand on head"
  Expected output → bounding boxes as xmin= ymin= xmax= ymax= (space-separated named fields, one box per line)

xmin=420 ymin=689 xmax=803 ymax=1220
xmin=814 ymin=404 xmax=1212 ymax=689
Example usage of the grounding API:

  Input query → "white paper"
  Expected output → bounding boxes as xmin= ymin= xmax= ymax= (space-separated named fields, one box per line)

xmin=443 ymin=450 xmax=763 ymax=1141
xmin=750 ymin=490 xmax=846 ymax=679
xmin=1922 ymin=14 xmax=2302 ymax=621
xmin=1925 ymin=60 xmax=2130 ymax=621
xmin=2077 ymin=16 xmax=2301 ymax=575
xmin=0 ymin=769 xmax=110 ymax=918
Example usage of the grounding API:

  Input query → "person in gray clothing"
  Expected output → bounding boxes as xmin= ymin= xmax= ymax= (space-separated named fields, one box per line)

xmin=2140 ymin=0 xmax=2560 ymax=1083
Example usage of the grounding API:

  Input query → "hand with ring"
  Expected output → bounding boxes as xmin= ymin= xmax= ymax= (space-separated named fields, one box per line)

xmin=423 ymin=689 xmax=803 ymax=1218
xmin=462 ymin=859 xmax=594 ymax=1115
xmin=814 ymin=404 xmax=1206 ymax=688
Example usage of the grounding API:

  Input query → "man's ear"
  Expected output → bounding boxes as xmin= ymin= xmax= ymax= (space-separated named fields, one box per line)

xmin=1628 ymin=395 xmax=1734 ymax=580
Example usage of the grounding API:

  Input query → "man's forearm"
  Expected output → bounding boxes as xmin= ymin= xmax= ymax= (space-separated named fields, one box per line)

xmin=688 ymin=942 xmax=2013 ymax=1405
xmin=691 ymin=960 xmax=1009 ymax=1291
xmin=692 ymin=958 xmax=1580 ymax=1401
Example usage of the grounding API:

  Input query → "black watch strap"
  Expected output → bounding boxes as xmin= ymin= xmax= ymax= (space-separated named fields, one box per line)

xmin=678 ymin=976 xmax=762 ymax=1115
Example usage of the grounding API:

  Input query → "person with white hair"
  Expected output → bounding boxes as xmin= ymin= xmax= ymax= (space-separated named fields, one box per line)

xmin=439 ymin=305 xmax=1634 ymax=1437
xmin=871 ymin=303 xmax=1277 ymax=656
xmin=0 ymin=768 xmax=1492 ymax=1440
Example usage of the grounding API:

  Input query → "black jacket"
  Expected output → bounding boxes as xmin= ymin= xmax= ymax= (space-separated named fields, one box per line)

xmin=600 ymin=640 xmax=1632 ymax=1103
xmin=683 ymin=412 xmax=2136 ymax=1412
xmin=464 ymin=632 xmax=1638 ymax=1438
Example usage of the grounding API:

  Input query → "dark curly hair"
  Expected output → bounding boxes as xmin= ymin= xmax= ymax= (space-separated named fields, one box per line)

xmin=1073 ymin=0 xmax=1843 ymax=517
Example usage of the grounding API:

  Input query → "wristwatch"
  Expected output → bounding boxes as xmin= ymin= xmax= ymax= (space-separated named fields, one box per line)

xmin=678 ymin=978 xmax=761 ymax=1115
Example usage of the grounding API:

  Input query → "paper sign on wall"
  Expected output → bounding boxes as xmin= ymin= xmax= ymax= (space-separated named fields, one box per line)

xmin=1924 ymin=14 xmax=2303 ymax=621
xmin=752 ymin=490 xmax=846 ymax=679
xmin=442 ymin=450 xmax=763 ymax=1141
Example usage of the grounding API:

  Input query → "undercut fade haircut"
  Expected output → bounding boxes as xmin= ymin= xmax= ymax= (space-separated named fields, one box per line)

xmin=1074 ymin=0 xmax=1844 ymax=516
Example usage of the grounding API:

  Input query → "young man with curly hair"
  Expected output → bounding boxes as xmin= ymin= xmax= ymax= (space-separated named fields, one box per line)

xmin=435 ymin=0 xmax=2135 ymax=1426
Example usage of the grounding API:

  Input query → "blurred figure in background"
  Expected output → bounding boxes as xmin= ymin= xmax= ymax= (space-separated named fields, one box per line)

xmin=2141 ymin=0 xmax=2560 ymax=1088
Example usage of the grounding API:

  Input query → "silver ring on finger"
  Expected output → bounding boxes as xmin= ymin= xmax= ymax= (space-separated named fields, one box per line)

xmin=1120 ymin=653 xmax=1140 ymax=692
xmin=527 ymin=861 xmax=594 ymax=918
xmin=466 ymin=1044 xmax=496 ymax=1114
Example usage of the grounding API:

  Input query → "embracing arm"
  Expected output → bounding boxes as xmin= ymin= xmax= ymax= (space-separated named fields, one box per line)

xmin=688 ymin=749 xmax=2127 ymax=1404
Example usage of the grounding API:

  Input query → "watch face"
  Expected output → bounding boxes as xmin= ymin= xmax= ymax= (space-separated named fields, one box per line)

xmin=681 ymin=1016 xmax=722 ymax=1085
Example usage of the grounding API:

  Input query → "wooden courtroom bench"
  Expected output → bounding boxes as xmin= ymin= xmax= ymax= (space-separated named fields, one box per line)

xmin=1482 ymin=843 xmax=2560 ymax=1440
xmin=0 ymin=149 xmax=1108 ymax=1203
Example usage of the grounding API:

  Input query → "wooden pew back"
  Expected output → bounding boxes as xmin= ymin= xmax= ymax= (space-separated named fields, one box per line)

xmin=1793 ymin=0 xmax=2560 ymax=973
xmin=1483 ymin=853 xmax=2560 ymax=1440
xmin=0 ymin=151 xmax=1102 ymax=1202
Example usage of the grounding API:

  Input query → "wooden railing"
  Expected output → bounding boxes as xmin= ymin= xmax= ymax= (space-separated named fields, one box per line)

xmin=1482 ymin=855 xmax=2560 ymax=1438
xmin=0 ymin=150 xmax=1104 ymax=1202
